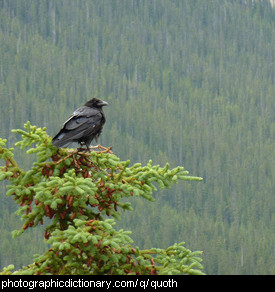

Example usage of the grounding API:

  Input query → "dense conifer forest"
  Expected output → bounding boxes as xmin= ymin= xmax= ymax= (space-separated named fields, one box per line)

xmin=0 ymin=0 xmax=274 ymax=274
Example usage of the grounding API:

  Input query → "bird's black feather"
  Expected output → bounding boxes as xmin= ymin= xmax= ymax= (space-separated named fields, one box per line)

xmin=52 ymin=98 xmax=108 ymax=149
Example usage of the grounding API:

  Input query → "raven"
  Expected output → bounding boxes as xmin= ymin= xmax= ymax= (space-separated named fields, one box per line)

xmin=52 ymin=98 xmax=108 ymax=149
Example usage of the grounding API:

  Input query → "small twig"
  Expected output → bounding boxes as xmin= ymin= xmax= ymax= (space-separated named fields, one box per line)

xmin=55 ymin=151 xmax=77 ymax=165
xmin=90 ymin=145 xmax=113 ymax=154
xmin=0 ymin=150 xmax=24 ymax=175
xmin=72 ymin=154 xmax=79 ymax=168
xmin=54 ymin=145 xmax=113 ymax=165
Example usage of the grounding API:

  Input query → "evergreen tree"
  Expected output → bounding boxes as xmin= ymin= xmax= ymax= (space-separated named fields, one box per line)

xmin=0 ymin=122 xmax=203 ymax=275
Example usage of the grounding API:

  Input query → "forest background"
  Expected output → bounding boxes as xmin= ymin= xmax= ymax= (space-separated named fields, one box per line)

xmin=0 ymin=0 xmax=274 ymax=275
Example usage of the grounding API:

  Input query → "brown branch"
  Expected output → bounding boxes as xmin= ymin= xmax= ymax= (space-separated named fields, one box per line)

xmin=54 ymin=145 xmax=113 ymax=165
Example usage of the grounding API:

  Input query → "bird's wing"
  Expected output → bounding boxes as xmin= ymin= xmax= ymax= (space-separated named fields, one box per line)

xmin=64 ymin=107 xmax=103 ymax=130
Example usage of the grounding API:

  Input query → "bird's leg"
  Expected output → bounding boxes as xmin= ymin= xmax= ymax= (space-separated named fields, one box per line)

xmin=85 ymin=143 xmax=90 ymax=152
xmin=77 ymin=142 xmax=88 ymax=152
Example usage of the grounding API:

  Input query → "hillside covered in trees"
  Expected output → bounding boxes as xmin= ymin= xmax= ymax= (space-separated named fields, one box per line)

xmin=0 ymin=0 xmax=274 ymax=274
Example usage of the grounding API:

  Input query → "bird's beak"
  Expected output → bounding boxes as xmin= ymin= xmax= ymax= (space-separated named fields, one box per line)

xmin=99 ymin=101 xmax=108 ymax=106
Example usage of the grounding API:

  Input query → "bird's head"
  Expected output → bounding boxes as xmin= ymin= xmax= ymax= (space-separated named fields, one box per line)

xmin=85 ymin=98 xmax=108 ymax=108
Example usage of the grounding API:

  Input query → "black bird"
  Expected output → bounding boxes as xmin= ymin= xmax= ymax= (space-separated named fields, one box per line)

xmin=52 ymin=98 xmax=108 ymax=149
